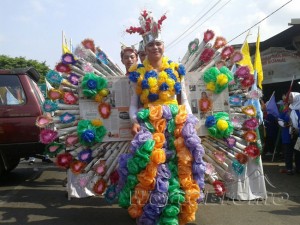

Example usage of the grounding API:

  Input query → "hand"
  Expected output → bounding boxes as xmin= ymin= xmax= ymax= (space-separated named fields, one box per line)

xmin=131 ymin=123 xmax=141 ymax=136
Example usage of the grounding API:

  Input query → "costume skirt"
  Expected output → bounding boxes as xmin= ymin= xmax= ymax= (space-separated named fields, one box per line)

xmin=117 ymin=104 xmax=206 ymax=225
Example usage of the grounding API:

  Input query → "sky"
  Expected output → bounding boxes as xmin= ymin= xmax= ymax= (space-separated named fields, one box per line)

xmin=0 ymin=0 xmax=298 ymax=73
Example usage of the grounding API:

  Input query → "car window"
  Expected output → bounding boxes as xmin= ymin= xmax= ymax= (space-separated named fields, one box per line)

xmin=0 ymin=75 xmax=26 ymax=105
xmin=28 ymin=78 xmax=44 ymax=106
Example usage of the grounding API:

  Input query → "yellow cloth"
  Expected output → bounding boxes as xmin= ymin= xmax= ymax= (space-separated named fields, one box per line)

xmin=144 ymin=99 xmax=178 ymax=108
xmin=254 ymin=32 xmax=263 ymax=89
xmin=237 ymin=39 xmax=254 ymax=74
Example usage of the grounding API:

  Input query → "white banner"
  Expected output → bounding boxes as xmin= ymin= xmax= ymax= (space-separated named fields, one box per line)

xmin=261 ymin=47 xmax=300 ymax=84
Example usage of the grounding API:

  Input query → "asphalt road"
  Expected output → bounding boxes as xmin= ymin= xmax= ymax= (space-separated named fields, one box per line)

xmin=0 ymin=159 xmax=300 ymax=225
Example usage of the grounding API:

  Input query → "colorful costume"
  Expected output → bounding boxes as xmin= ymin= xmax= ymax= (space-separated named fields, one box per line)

xmin=117 ymin=55 xmax=205 ymax=224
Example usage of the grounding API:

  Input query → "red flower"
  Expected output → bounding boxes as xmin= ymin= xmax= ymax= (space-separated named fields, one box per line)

xmin=55 ymin=62 xmax=71 ymax=74
xmin=235 ymin=153 xmax=248 ymax=164
xmin=93 ymin=179 xmax=107 ymax=195
xmin=200 ymin=48 xmax=215 ymax=63
xmin=56 ymin=152 xmax=73 ymax=169
xmin=64 ymin=92 xmax=78 ymax=105
xmin=240 ymin=74 xmax=254 ymax=88
xmin=70 ymin=160 xmax=86 ymax=174
xmin=244 ymin=145 xmax=260 ymax=158
xmin=213 ymin=36 xmax=227 ymax=49
xmin=203 ymin=29 xmax=215 ymax=43
xmin=221 ymin=46 xmax=234 ymax=60
xmin=213 ymin=180 xmax=226 ymax=197
xmin=109 ymin=170 xmax=120 ymax=184
xmin=82 ymin=39 xmax=96 ymax=53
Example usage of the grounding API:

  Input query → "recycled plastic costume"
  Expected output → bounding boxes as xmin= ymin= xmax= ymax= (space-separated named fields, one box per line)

xmin=116 ymin=10 xmax=205 ymax=225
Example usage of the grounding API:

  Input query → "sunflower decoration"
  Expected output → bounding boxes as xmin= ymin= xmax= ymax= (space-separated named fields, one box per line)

xmin=203 ymin=66 xmax=233 ymax=94
xmin=205 ymin=112 xmax=233 ymax=139
xmin=81 ymin=72 xmax=109 ymax=102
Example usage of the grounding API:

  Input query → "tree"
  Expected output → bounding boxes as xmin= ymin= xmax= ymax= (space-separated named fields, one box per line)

xmin=0 ymin=55 xmax=50 ymax=83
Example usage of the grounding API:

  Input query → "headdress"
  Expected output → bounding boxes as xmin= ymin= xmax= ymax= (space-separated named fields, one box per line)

xmin=137 ymin=40 xmax=145 ymax=53
xmin=120 ymin=43 xmax=137 ymax=58
xmin=125 ymin=10 xmax=167 ymax=46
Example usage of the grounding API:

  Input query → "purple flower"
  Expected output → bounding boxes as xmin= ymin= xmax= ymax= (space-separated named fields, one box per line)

xmin=186 ymin=114 xmax=199 ymax=125
xmin=118 ymin=153 xmax=133 ymax=168
xmin=192 ymin=162 xmax=206 ymax=175
xmin=155 ymin=177 xmax=169 ymax=193
xmin=182 ymin=122 xmax=196 ymax=137
xmin=137 ymin=214 xmax=156 ymax=225
xmin=192 ymin=146 xmax=205 ymax=163
xmin=149 ymin=191 xmax=168 ymax=207
xmin=162 ymin=105 xmax=172 ymax=120
xmin=130 ymin=128 xmax=152 ymax=152
xmin=185 ymin=134 xmax=201 ymax=150
xmin=157 ymin=164 xmax=171 ymax=179
xmin=143 ymin=204 xmax=162 ymax=219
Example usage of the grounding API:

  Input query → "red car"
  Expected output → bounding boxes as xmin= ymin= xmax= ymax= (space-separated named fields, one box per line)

xmin=0 ymin=67 xmax=45 ymax=175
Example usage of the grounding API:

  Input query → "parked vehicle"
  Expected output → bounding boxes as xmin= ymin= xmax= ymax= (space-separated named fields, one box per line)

xmin=0 ymin=67 xmax=45 ymax=175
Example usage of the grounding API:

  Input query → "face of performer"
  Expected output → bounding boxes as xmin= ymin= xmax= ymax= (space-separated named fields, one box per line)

xmin=121 ymin=49 xmax=138 ymax=71
xmin=145 ymin=41 xmax=164 ymax=62
xmin=138 ymin=51 xmax=147 ymax=63
xmin=201 ymin=92 xmax=208 ymax=98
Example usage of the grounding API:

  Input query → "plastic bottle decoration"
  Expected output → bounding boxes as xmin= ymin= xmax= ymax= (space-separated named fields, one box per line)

xmin=203 ymin=66 xmax=233 ymax=94
xmin=205 ymin=112 xmax=233 ymax=138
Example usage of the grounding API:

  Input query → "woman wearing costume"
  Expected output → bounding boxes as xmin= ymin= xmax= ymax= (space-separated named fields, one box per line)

xmin=117 ymin=10 xmax=206 ymax=225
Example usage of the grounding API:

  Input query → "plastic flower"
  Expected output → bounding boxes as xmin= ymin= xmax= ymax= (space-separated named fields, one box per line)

xmin=206 ymin=112 xmax=233 ymax=138
xmin=213 ymin=180 xmax=226 ymax=196
xmin=61 ymin=53 xmax=77 ymax=65
xmin=203 ymin=66 xmax=233 ymax=94
xmin=235 ymin=153 xmax=248 ymax=164
xmin=56 ymin=152 xmax=73 ymax=169
xmin=44 ymin=142 xmax=64 ymax=157
xmin=43 ymin=100 xmax=58 ymax=112
xmin=244 ymin=144 xmax=260 ymax=158
xmin=81 ymin=73 xmax=108 ymax=99
xmin=46 ymin=70 xmax=63 ymax=86
xmin=40 ymin=129 xmax=58 ymax=144
xmin=221 ymin=46 xmax=234 ymax=60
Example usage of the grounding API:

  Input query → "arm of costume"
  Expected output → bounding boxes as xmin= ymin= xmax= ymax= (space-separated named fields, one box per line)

xmin=180 ymin=77 xmax=192 ymax=114
xmin=129 ymin=82 xmax=139 ymax=124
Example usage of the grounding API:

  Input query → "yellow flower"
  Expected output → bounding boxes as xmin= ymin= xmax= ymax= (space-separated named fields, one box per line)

xmin=173 ymin=70 xmax=179 ymax=79
xmin=159 ymin=71 xmax=168 ymax=79
xmin=137 ymin=67 xmax=146 ymax=75
xmin=217 ymin=119 xmax=228 ymax=131
xmin=206 ymin=82 xmax=216 ymax=91
xmin=216 ymin=74 xmax=228 ymax=86
xmin=143 ymin=59 xmax=153 ymax=71
xmin=169 ymin=62 xmax=176 ymax=70
xmin=91 ymin=119 xmax=103 ymax=127
xmin=98 ymin=88 xmax=109 ymax=97
xmin=158 ymin=77 xmax=166 ymax=86
xmin=140 ymin=94 xmax=148 ymax=103
xmin=148 ymin=77 xmax=157 ymax=87
xmin=128 ymin=63 xmax=138 ymax=72
xmin=166 ymin=78 xmax=175 ymax=89
xmin=159 ymin=91 xmax=171 ymax=101
xmin=150 ymin=86 xmax=159 ymax=93
xmin=142 ymin=89 xmax=149 ymax=96
xmin=95 ymin=94 xmax=103 ymax=102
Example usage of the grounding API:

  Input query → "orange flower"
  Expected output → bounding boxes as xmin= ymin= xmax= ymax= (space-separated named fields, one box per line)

xmin=137 ymin=171 xmax=156 ymax=187
xmin=153 ymin=132 xmax=165 ymax=148
xmin=145 ymin=162 xmax=158 ymax=178
xmin=177 ymin=146 xmax=193 ymax=164
xmin=149 ymin=105 xmax=163 ymax=121
xmin=179 ymin=176 xmax=193 ymax=188
xmin=131 ymin=187 xmax=150 ymax=206
xmin=174 ymin=136 xmax=185 ymax=149
xmin=151 ymin=118 xmax=166 ymax=133
xmin=135 ymin=182 xmax=155 ymax=191
xmin=150 ymin=148 xmax=166 ymax=164
xmin=174 ymin=124 xmax=184 ymax=138
xmin=175 ymin=113 xmax=187 ymax=125
xmin=70 ymin=160 xmax=86 ymax=174
xmin=185 ymin=185 xmax=200 ymax=202
xmin=128 ymin=204 xmax=143 ymax=218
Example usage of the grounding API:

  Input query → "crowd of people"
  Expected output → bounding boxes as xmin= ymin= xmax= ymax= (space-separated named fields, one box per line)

xmin=262 ymin=92 xmax=300 ymax=175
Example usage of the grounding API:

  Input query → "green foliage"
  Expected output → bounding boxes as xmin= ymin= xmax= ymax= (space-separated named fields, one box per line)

xmin=0 ymin=55 xmax=50 ymax=83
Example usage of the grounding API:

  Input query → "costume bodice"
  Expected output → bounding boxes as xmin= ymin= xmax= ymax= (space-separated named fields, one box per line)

xmin=128 ymin=57 xmax=186 ymax=108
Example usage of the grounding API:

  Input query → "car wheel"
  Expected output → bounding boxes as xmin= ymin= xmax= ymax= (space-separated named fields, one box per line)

xmin=7 ymin=157 xmax=20 ymax=172
xmin=0 ymin=157 xmax=6 ymax=176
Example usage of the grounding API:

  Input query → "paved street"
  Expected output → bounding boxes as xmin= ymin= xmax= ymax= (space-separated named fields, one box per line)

xmin=0 ymin=159 xmax=300 ymax=225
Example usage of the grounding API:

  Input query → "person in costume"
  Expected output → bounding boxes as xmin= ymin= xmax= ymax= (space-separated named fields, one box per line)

xmin=117 ymin=10 xmax=205 ymax=225
xmin=121 ymin=44 xmax=138 ymax=75
xmin=137 ymin=40 xmax=147 ymax=63
xmin=198 ymin=91 xmax=212 ymax=117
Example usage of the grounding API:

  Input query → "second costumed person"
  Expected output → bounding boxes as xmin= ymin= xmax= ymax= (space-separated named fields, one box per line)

xmin=116 ymin=10 xmax=206 ymax=225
